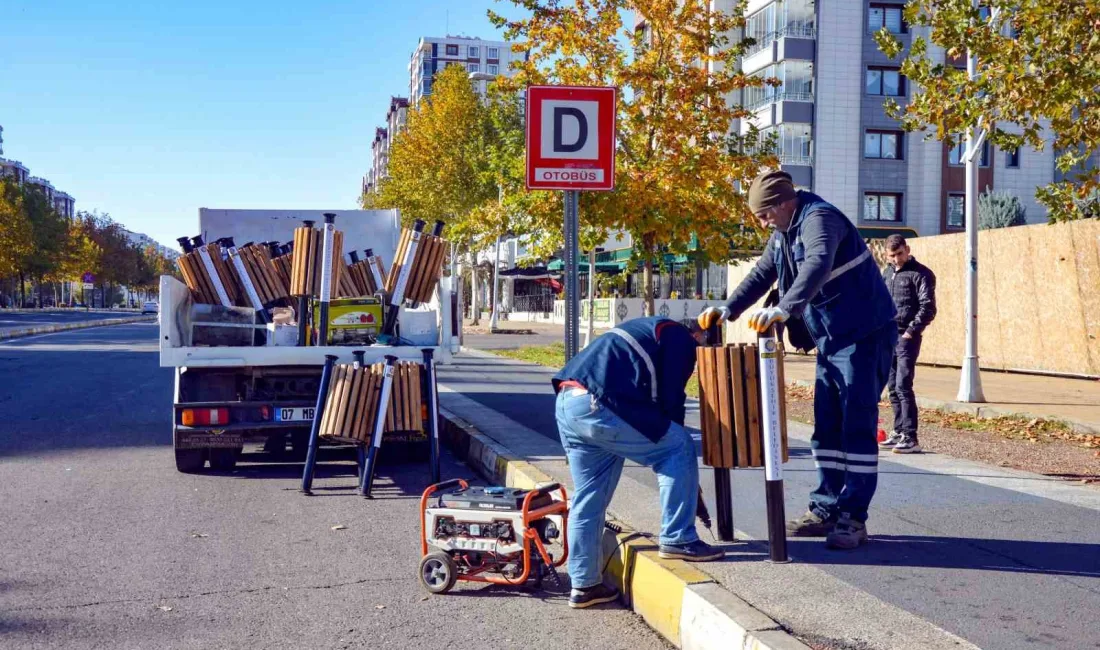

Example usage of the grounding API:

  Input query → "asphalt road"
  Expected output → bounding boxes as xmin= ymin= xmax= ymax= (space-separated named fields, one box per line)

xmin=0 ymin=324 xmax=667 ymax=650
xmin=437 ymin=350 xmax=1100 ymax=650
xmin=0 ymin=309 xmax=146 ymax=336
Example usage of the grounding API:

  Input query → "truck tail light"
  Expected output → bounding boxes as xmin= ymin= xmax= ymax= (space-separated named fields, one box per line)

xmin=181 ymin=408 xmax=230 ymax=426
xmin=261 ymin=406 xmax=271 ymax=421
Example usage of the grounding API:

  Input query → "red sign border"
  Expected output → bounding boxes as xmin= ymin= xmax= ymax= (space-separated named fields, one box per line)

xmin=525 ymin=85 xmax=617 ymax=192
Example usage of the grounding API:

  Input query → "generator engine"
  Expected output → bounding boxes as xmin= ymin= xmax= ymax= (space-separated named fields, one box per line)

xmin=418 ymin=480 xmax=568 ymax=594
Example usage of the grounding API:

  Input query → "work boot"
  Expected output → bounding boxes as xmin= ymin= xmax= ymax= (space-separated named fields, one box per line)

xmin=826 ymin=514 xmax=868 ymax=550
xmin=568 ymin=583 xmax=620 ymax=609
xmin=892 ymin=435 xmax=922 ymax=454
xmin=786 ymin=511 xmax=835 ymax=537
xmin=878 ymin=430 xmax=902 ymax=450
xmin=658 ymin=539 xmax=725 ymax=562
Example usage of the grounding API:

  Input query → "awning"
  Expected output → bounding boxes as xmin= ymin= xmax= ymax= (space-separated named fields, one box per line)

xmin=499 ymin=266 xmax=558 ymax=279
xmin=545 ymin=259 xmax=626 ymax=273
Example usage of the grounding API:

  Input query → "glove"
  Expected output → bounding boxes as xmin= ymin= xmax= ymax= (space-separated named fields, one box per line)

xmin=697 ymin=306 xmax=730 ymax=330
xmin=746 ymin=306 xmax=789 ymax=333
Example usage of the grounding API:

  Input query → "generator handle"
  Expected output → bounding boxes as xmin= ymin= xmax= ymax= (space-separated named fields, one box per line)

xmin=420 ymin=478 xmax=470 ymax=556
xmin=532 ymin=483 xmax=562 ymax=498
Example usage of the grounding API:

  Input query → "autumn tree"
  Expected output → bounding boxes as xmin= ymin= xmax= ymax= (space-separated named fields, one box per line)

xmin=876 ymin=1 xmax=1100 ymax=221
xmin=491 ymin=0 xmax=774 ymax=315
xmin=0 ymin=180 xmax=33 ymax=296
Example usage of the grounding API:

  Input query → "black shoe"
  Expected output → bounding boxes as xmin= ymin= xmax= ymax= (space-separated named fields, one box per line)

xmin=826 ymin=514 xmax=868 ymax=549
xmin=568 ymin=583 xmax=620 ymax=609
xmin=657 ymin=539 xmax=725 ymax=562
xmin=786 ymin=511 xmax=835 ymax=537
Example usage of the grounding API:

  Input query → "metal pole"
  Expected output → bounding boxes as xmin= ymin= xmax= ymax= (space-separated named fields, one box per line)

xmin=958 ymin=0 xmax=986 ymax=403
xmin=490 ymin=233 xmax=502 ymax=332
xmin=563 ymin=190 xmax=580 ymax=361
xmin=301 ymin=354 xmax=338 ymax=494
xmin=705 ymin=322 xmax=734 ymax=542
xmin=582 ymin=248 xmax=596 ymax=348
xmin=362 ymin=355 xmax=399 ymax=497
xmin=422 ymin=348 xmax=441 ymax=484
xmin=318 ymin=213 xmax=336 ymax=346
xmin=758 ymin=325 xmax=789 ymax=562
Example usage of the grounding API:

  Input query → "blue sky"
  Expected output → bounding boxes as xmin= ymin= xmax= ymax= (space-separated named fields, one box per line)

xmin=1 ymin=0 xmax=527 ymax=250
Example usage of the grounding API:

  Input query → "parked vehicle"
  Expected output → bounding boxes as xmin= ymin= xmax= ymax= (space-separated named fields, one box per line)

xmin=141 ymin=301 xmax=159 ymax=315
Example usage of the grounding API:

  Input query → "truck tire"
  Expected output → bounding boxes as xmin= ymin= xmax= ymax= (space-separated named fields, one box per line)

xmin=209 ymin=448 xmax=240 ymax=471
xmin=175 ymin=448 xmax=205 ymax=473
xmin=290 ymin=432 xmax=310 ymax=460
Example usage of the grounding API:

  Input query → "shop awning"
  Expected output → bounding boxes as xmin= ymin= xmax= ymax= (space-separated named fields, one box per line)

xmin=498 ymin=266 xmax=558 ymax=279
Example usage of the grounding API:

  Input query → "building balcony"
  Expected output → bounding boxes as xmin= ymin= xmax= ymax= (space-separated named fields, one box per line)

xmin=747 ymin=90 xmax=814 ymax=112
xmin=745 ymin=25 xmax=818 ymax=57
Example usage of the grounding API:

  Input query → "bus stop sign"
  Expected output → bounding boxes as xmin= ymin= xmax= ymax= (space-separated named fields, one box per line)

xmin=525 ymin=85 xmax=616 ymax=192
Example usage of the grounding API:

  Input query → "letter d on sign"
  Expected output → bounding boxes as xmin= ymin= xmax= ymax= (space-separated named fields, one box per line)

xmin=553 ymin=107 xmax=588 ymax=153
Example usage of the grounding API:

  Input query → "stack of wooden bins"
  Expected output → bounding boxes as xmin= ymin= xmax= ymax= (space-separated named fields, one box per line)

xmin=231 ymin=243 xmax=290 ymax=308
xmin=317 ymin=361 xmax=424 ymax=444
xmin=346 ymin=253 xmax=386 ymax=297
xmin=272 ymin=245 xmax=294 ymax=296
xmin=290 ymin=224 xmax=345 ymax=299
xmin=386 ymin=226 xmax=447 ymax=305
xmin=696 ymin=343 xmax=789 ymax=469
xmin=176 ymin=243 xmax=241 ymax=306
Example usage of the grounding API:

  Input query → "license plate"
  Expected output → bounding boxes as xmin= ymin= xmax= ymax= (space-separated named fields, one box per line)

xmin=276 ymin=407 xmax=315 ymax=422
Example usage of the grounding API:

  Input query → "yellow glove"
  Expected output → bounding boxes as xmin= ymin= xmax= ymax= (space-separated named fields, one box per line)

xmin=746 ymin=306 xmax=789 ymax=333
xmin=697 ymin=306 xmax=730 ymax=330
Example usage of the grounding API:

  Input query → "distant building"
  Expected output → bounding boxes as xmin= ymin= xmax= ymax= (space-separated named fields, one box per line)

xmin=408 ymin=35 xmax=523 ymax=106
xmin=125 ymin=229 xmax=180 ymax=260
xmin=0 ymin=157 xmax=30 ymax=186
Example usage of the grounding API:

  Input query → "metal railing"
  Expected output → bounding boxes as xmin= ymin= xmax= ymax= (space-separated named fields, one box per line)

xmin=746 ymin=90 xmax=815 ymax=111
xmin=778 ymin=153 xmax=814 ymax=167
xmin=511 ymin=294 xmax=555 ymax=314
xmin=744 ymin=25 xmax=817 ymax=56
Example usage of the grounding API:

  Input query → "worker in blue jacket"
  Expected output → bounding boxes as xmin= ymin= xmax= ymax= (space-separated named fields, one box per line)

xmin=700 ymin=169 xmax=897 ymax=551
xmin=552 ymin=316 xmax=724 ymax=609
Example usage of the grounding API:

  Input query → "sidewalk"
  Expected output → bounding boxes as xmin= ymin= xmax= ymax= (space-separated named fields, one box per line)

xmin=436 ymin=349 xmax=1100 ymax=650
xmin=465 ymin=321 xmax=1100 ymax=434
xmin=781 ymin=354 xmax=1100 ymax=434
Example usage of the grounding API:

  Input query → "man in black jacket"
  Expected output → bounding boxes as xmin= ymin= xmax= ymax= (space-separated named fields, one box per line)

xmin=880 ymin=234 xmax=937 ymax=454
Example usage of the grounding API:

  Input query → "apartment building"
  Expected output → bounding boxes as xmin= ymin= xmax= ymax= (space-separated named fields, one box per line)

xmin=738 ymin=0 xmax=1058 ymax=235
xmin=0 ymin=125 xmax=76 ymax=217
xmin=408 ymin=35 xmax=523 ymax=106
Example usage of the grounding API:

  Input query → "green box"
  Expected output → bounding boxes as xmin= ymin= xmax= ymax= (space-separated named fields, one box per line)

xmin=313 ymin=297 xmax=384 ymax=345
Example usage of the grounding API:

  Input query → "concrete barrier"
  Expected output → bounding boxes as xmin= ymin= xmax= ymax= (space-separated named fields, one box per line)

xmin=0 ymin=316 xmax=155 ymax=341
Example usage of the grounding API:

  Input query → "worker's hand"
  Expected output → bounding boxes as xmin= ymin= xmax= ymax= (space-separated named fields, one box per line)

xmin=697 ymin=306 xmax=730 ymax=330
xmin=746 ymin=306 xmax=790 ymax=333
xmin=902 ymin=331 xmax=913 ymax=340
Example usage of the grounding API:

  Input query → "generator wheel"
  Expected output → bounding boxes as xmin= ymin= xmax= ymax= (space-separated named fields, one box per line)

xmin=418 ymin=552 xmax=458 ymax=594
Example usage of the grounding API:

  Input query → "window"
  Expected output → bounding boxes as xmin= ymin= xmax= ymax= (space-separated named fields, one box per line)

xmin=948 ymin=136 xmax=990 ymax=166
xmin=468 ymin=63 xmax=479 ymax=73
xmin=864 ymin=192 xmax=902 ymax=221
xmin=487 ymin=47 xmax=499 ymax=59
xmin=1006 ymin=147 xmax=1021 ymax=168
xmin=468 ymin=45 xmax=479 ymax=58
xmin=445 ymin=44 xmax=459 ymax=56
xmin=487 ymin=64 xmax=499 ymax=75
xmin=947 ymin=193 xmax=965 ymax=228
xmin=745 ymin=3 xmax=777 ymax=54
xmin=865 ymin=130 xmax=903 ymax=160
xmin=868 ymin=4 xmax=905 ymax=34
xmin=866 ymin=67 xmax=905 ymax=96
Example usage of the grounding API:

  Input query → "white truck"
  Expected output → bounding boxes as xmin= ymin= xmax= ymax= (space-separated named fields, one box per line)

xmin=159 ymin=209 xmax=457 ymax=473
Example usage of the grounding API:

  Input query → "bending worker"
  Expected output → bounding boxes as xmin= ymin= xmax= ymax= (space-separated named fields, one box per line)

xmin=552 ymin=316 xmax=724 ymax=609
xmin=700 ymin=170 xmax=896 ymax=550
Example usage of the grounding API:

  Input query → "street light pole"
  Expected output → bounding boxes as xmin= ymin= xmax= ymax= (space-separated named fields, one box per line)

xmin=958 ymin=0 xmax=990 ymax=403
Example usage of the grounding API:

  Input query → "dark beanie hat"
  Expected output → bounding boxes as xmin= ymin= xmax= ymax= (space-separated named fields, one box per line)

xmin=747 ymin=170 xmax=797 ymax=213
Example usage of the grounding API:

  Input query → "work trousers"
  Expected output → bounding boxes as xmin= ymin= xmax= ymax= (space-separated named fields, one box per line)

xmin=554 ymin=389 xmax=699 ymax=589
xmin=887 ymin=333 xmax=922 ymax=440
xmin=809 ymin=324 xmax=896 ymax=523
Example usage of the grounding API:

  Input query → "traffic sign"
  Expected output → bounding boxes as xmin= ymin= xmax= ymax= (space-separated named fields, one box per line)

xmin=525 ymin=85 xmax=616 ymax=192
xmin=82 ymin=272 xmax=95 ymax=283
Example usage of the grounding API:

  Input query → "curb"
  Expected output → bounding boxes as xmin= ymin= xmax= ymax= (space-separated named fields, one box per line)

xmin=0 ymin=316 xmax=155 ymax=341
xmin=788 ymin=378 xmax=1100 ymax=436
xmin=438 ymin=408 xmax=811 ymax=650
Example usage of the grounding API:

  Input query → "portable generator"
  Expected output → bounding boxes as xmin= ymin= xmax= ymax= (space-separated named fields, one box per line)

xmin=418 ymin=479 xmax=569 ymax=594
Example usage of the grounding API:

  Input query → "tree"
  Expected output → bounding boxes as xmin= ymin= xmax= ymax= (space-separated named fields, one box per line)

xmin=978 ymin=189 xmax=1027 ymax=229
xmin=491 ymin=0 xmax=775 ymax=315
xmin=876 ymin=1 xmax=1100 ymax=222
xmin=0 ymin=180 xmax=33 ymax=288
xmin=14 ymin=185 xmax=68 ymax=306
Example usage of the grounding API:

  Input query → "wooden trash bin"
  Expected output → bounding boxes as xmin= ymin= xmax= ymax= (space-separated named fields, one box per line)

xmin=176 ymin=241 xmax=241 ymax=307
xmin=230 ymin=242 xmax=290 ymax=308
xmin=696 ymin=343 xmax=789 ymax=469
xmin=290 ymin=223 xmax=345 ymax=299
xmin=385 ymin=222 xmax=448 ymax=306
xmin=317 ymin=361 xmax=424 ymax=444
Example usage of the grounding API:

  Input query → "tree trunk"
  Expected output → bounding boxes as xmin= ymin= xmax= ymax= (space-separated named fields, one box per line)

xmin=18 ymin=271 xmax=26 ymax=308
xmin=468 ymin=252 xmax=480 ymax=326
xmin=642 ymin=259 xmax=655 ymax=317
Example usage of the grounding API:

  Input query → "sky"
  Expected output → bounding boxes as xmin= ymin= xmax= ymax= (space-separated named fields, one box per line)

xmin=1 ymin=0 xmax=528 ymax=251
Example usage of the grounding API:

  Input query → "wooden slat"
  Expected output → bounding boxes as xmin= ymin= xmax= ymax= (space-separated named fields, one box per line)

xmin=241 ymin=248 xmax=272 ymax=304
xmin=340 ymin=366 xmax=364 ymax=442
xmin=354 ymin=367 xmax=374 ymax=443
xmin=186 ymin=253 xmax=217 ymax=304
xmin=421 ymin=236 xmax=447 ymax=303
xmin=714 ymin=344 xmax=735 ymax=469
xmin=413 ymin=237 xmax=439 ymax=303
xmin=743 ymin=344 xmax=762 ymax=467
xmin=319 ymin=365 xmax=344 ymax=437
xmin=410 ymin=362 xmax=422 ymax=434
xmin=360 ymin=365 xmax=380 ymax=442
xmin=697 ymin=347 xmax=716 ymax=467
xmin=291 ymin=228 xmax=306 ymax=296
xmin=304 ymin=228 xmax=318 ymax=296
xmin=387 ymin=227 xmax=411 ymax=294
xmin=729 ymin=345 xmax=749 ymax=468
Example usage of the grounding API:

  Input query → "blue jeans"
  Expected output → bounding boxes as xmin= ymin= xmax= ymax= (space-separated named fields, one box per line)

xmin=555 ymin=389 xmax=699 ymax=589
xmin=810 ymin=324 xmax=897 ymax=523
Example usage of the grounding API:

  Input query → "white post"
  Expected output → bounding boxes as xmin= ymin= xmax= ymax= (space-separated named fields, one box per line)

xmin=958 ymin=0 xmax=986 ymax=403
xmin=582 ymin=248 xmax=596 ymax=348
xmin=489 ymin=233 xmax=502 ymax=332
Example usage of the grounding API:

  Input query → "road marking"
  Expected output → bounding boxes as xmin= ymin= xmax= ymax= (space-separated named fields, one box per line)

xmin=0 ymin=321 xmax=155 ymax=345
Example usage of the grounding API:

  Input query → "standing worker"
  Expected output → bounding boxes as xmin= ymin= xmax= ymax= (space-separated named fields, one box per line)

xmin=552 ymin=316 xmax=725 ymax=609
xmin=698 ymin=170 xmax=896 ymax=550
xmin=879 ymin=234 xmax=937 ymax=454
